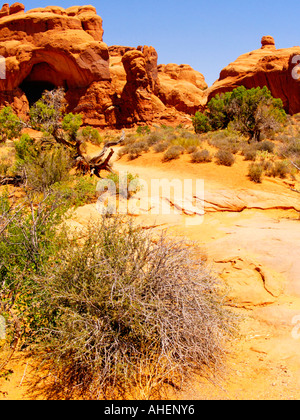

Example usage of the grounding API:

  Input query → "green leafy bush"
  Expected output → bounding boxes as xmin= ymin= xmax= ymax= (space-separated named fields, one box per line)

xmin=51 ymin=176 xmax=97 ymax=207
xmin=14 ymin=134 xmax=36 ymax=165
xmin=192 ymin=112 xmax=212 ymax=134
xmin=62 ymin=113 xmax=83 ymax=142
xmin=79 ymin=126 xmax=103 ymax=145
xmin=24 ymin=145 xmax=72 ymax=192
xmin=0 ymin=107 xmax=22 ymax=142
xmin=194 ymin=86 xmax=286 ymax=141
xmin=136 ymin=125 xmax=151 ymax=135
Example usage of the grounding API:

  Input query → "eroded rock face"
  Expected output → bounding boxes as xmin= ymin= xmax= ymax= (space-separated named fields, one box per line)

xmin=0 ymin=4 xmax=208 ymax=127
xmin=0 ymin=3 xmax=111 ymax=120
xmin=207 ymin=36 xmax=300 ymax=115
xmin=157 ymin=63 xmax=208 ymax=114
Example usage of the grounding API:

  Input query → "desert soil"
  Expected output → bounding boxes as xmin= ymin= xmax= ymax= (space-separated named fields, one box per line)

xmin=1 ymin=149 xmax=300 ymax=400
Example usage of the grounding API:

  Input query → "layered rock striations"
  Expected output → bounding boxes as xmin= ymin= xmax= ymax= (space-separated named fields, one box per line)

xmin=207 ymin=36 xmax=300 ymax=115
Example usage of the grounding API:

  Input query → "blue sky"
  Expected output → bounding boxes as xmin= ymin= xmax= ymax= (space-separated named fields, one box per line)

xmin=23 ymin=0 xmax=299 ymax=86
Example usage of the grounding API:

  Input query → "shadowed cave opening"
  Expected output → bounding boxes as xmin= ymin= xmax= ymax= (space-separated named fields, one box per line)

xmin=20 ymin=80 xmax=57 ymax=107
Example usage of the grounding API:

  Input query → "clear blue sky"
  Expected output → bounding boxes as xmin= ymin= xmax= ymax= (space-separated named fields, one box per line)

xmin=22 ymin=0 xmax=299 ymax=86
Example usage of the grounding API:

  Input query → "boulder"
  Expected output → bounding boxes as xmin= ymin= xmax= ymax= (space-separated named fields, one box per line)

xmin=207 ymin=36 xmax=300 ymax=115
xmin=0 ymin=3 xmax=9 ymax=18
xmin=215 ymin=257 xmax=284 ymax=308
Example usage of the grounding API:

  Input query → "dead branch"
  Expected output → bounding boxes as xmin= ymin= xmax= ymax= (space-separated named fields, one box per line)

xmin=75 ymin=130 xmax=125 ymax=178
xmin=0 ymin=175 xmax=24 ymax=186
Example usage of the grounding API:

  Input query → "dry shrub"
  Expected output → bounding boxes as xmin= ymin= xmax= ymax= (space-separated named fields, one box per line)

xmin=278 ymin=137 xmax=300 ymax=158
xmin=242 ymin=145 xmax=257 ymax=161
xmin=256 ymin=140 xmax=275 ymax=154
xmin=32 ymin=217 xmax=235 ymax=400
xmin=186 ymin=145 xmax=198 ymax=154
xmin=162 ymin=145 xmax=184 ymax=162
xmin=153 ymin=141 xmax=170 ymax=153
xmin=248 ymin=162 xmax=264 ymax=183
xmin=215 ymin=149 xmax=235 ymax=166
xmin=191 ymin=149 xmax=212 ymax=163
xmin=146 ymin=132 xmax=161 ymax=146
xmin=266 ymin=160 xmax=291 ymax=179
xmin=118 ymin=141 xmax=149 ymax=160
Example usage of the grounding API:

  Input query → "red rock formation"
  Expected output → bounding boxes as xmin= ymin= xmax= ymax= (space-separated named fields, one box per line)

xmin=207 ymin=36 xmax=300 ymax=115
xmin=0 ymin=4 xmax=110 ymax=118
xmin=157 ymin=63 xmax=208 ymax=114
xmin=0 ymin=3 xmax=207 ymax=127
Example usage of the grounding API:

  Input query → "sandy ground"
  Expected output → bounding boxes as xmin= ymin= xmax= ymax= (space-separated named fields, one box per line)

xmin=1 ymin=148 xmax=300 ymax=400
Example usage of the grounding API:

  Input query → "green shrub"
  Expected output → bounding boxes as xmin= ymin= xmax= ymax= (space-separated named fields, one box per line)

xmin=49 ymin=176 xmax=97 ymax=208
xmin=192 ymin=112 xmax=211 ymax=134
xmin=24 ymin=145 xmax=72 ymax=192
xmin=62 ymin=113 xmax=83 ymax=142
xmin=80 ymin=126 xmax=103 ymax=145
xmin=248 ymin=162 xmax=264 ymax=183
xmin=195 ymin=86 xmax=286 ymax=141
xmin=105 ymin=172 xmax=140 ymax=198
xmin=0 ymin=106 xmax=22 ymax=142
xmin=191 ymin=149 xmax=212 ymax=163
xmin=14 ymin=134 xmax=36 ymax=164
xmin=215 ymin=149 xmax=235 ymax=166
xmin=136 ymin=125 xmax=150 ymax=135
